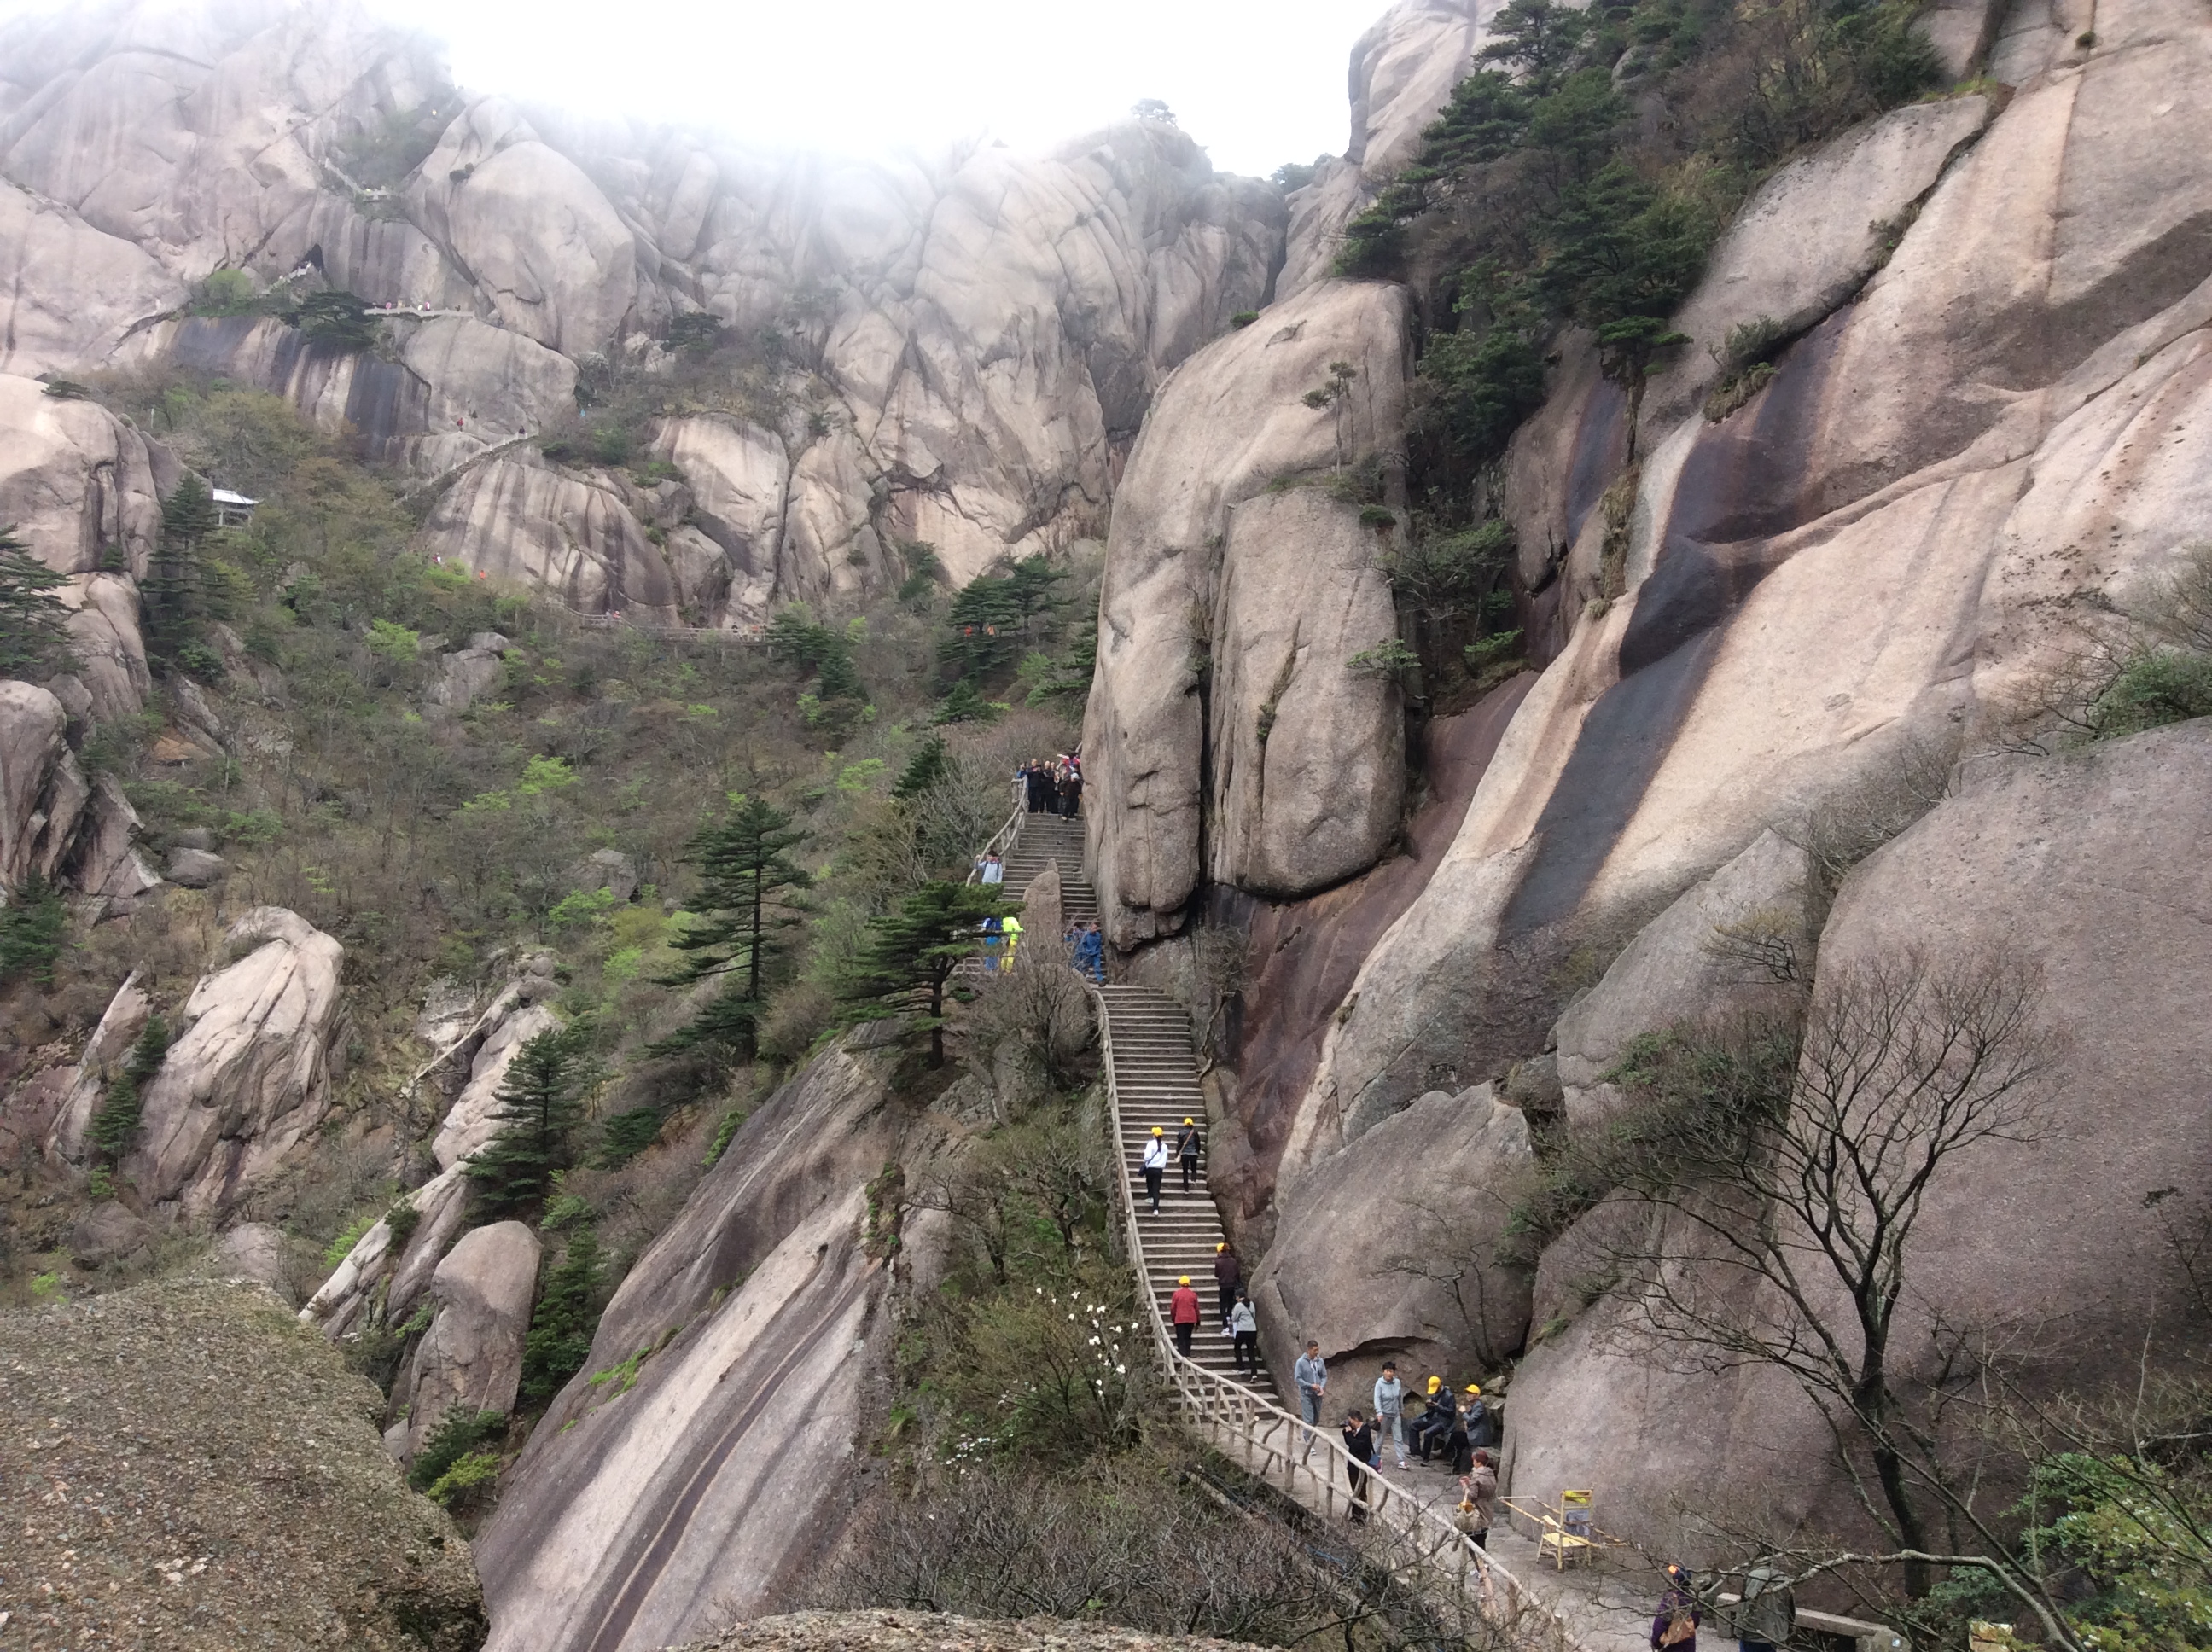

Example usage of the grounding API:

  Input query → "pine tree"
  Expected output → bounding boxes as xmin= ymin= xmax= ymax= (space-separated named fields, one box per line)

xmin=0 ymin=874 xmax=70 ymax=987
xmin=652 ymin=797 xmax=811 ymax=1066
xmin=0 ymin=526 xmax=75 ymax=679
xmin=893 ymin=734 xmax=952 ymax=800
xmin=88 ymin=1015 xmax=171 ymax=1168
xmin=836 ymin=881 xmax=1010 ymax=1066
xmin=466 ymin=1028 xmax=583 ymax=1219
xmin=144 ymin=479 xmax=216 ymax=665
xmin=520 ymin=1225 xmax=602 ymax=1404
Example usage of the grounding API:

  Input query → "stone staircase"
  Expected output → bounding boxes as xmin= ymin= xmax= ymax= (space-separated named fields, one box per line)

xmin=999 ymin=811 xmax=1097 ymax=926
xmin=1099 ymin=984 xmax=1278 ymax=1400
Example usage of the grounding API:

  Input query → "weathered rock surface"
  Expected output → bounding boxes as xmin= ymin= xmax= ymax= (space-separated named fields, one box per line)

xmin=67 ymin=1199 xmax=153 ymax=1268
xmin=1087 ymin=279 xmax=1412 ymax=945
xmin=472 ymin=1039 xmax=940 ymax=1652
xmin=0 ymin=1277 xmax=486 ymax=1649
xmin=0 ymin=372 xmax=165 ymax=579
xmin=47 ymin=969 xmax=151 ymax=1163
xmin=164 ymin=845 xmax=228 ymax=887
xmin=425 ymin=638 xmax=510 ymax=712
xmin=1505 ymin=722 xmax=2212 ymax=1542
xmin=126 ymin=907 xmax=346 ymax=1219
xmin=209 ymin=1220 xmax=292 ymax=1302
xmin=1250 ymin=1085 xmax=1534 ymax=1399
xmin=301 ymin=1159 xmax=477 ymax=1338
xmin=677 ymin=1612 xmax=1272 ymax=1652
xmin=393 ymin=1219 xmax=541 ymax=1463
xmin=0 ymin=678 xmax=84 ymax=893
xmin=1206 ymin=486 xmax=1403 ymax=897
xmin=1551 ymin=828 xmax=1811 ymax=1129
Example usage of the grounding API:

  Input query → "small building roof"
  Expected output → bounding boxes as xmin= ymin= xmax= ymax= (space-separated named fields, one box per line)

xmin=210 ymin=489 xmax=259 ymax=507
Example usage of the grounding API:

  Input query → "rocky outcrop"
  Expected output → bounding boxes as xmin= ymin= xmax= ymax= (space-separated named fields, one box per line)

xmin=678 ymin=1612 xmax=1278 ymax=1652
xmin=47 ymin=969 xmax=151 ymax=1163
xmin=431 ymin=998 xmax=562 ymax=1169
xmin=0 ymin=373 xmax=165 ymax=581
xmin=422 ymin=454 xmax=681 ymax=620
xmin=1249 ymin=1085 xmax=1534 ymax=1400
xmin=1278 ymin=0 xmax=1495 ymax=300
xmin=1087 ymin=279 xmax=1412 ymax=945
xmin=390 ymin=1220 xmax=541 ymax=1463
xmin=472 ymin=1039 xmax=940 ymax=1652
xmin=126 ymin=906 xmax=346 ymax=1220
xmin=68 ymin=1199 xmax=153 ymax=1268
xmin=1506 ymin=721 xmax=2212 ymax=1542
xmin=0 ymin=679 xmax=84 ymax=893
xmin=0 ymin=1276 xmax=486 ymax=1649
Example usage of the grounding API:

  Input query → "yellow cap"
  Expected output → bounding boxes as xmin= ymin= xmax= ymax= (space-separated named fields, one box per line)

xmin=1465 ymin=1384 xmax=1481 ymax=1395
xmin=1184 ymin=1116 xmax=1194 ymax=1126
xmin=1151 ymin=1126 xmax=1163 ymax=1136
xmin=1178 ymin=1275 xmax=1190 ymax=1285
xmin=1428 ymin=1376 xmax=1442 ymax=1392
xmin=1215 ymin=1242 xmax=1225 ymax=1251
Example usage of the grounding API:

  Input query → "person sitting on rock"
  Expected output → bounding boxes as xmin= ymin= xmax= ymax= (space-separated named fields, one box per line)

xmin=1412 ymin=1376 xmax=1452 ymax=1460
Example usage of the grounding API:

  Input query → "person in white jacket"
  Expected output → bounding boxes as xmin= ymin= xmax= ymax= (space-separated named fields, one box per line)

xmin=1373 ymin=1360 xmax=1411 ymax=1469
xmin=1228 ymin=1292 xmax=1259 ymax=1376
xmin=1141 ymin=1127 xmax=1169 ymax=1213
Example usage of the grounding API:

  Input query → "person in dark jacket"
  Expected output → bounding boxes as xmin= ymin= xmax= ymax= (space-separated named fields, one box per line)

xmin=1447 ymin=1387 xmax=1476 ymax=1475
xmin=1652 ymin=1564 xmax=1703 ymax=1651
xmin=1412 ymin=1376 xmax=1452 ymax=1460
xmin=1175 ymin=1116 xmax=1202 ymax=1190
xmin=1213 ymin=1242 xmax=1241 ymax=1327
xmin=1341 ymin=1411 xmax=1376 ymax=1523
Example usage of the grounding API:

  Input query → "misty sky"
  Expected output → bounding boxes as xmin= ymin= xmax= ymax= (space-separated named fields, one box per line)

xmin=358 ymin=0 xmax=1386 ymax=176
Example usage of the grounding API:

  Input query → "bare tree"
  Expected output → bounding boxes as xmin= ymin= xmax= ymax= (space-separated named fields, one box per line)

xmin=1601 ymin=949 xmax=2062 ymax=1603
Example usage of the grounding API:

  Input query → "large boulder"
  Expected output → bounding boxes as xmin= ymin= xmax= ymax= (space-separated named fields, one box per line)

xmin=1086 ymin=278 xmax=1413 ymax=945
xmin=472 ymin=1040 xmax=935 ymax=1652
xmin=1250 ymin=1085 xmax=1535 ymax=1401
xmin=0 ymin=679 xmax=86 ymax=893
xmin=393 ymin=1220 xmax=541 ymax=1463
xmin=1505 ymin=721 xmax=2212 ymax=1544
xmin=0 ymin=1277 xmax=486 ymax=1649
xmin=125 ymin=907 xmax=346 ymax=1219
xmin=0 ymin=185 xmax=181 ymax=377
xmin=420 ymin=455 xmax=680 ymax=621
xmin=0 ymin=375 xmax=164 ymax=582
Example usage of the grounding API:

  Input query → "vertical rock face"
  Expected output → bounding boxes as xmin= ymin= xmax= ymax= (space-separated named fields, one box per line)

xmin=471 ymin=1042 xmax=936 ymax=1652
xmin=1278 ymin=0 xmax=1499 ymax=300
xmin=394 ymin=1220 xmax=542 ymax=1463
xmin=126 ymin=906 xmax=346 ymax=1219
xmin=0 ymin=681 xmax=81 ymax=894
xmin=1086 ymin=279 xmax=1412 ymax=945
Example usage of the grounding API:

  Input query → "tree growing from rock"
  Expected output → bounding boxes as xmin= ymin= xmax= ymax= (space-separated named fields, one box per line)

xmin=467 ymin=1027 xmax=585 ymax=1219
xmin=653 ymin=795 xmax=812 ymax=1068
xmin=143 ymin=478 xmax=217 ymax=666
xmin=836 ymin=881 xmax=1009 ymax=1066
xmin=1600 ymin=948 xmax=2062 ymax=1612
xmin=0 ymin=526 xmax=75 ymax=678
xmin=87 ymin=1015 xmax=172 ymax=1169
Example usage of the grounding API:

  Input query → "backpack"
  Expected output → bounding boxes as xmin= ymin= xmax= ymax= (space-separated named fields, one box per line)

xmin=1659 ymin=1607 xmax=1697 ymax=1647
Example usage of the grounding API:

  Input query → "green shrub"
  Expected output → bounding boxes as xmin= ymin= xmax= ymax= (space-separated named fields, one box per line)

xmin=384 ymin=1199 xmax=422 ymax=1249
xmin=295 ymin=290 xmax=379 ymax=350
xmin=1230 ymin=310 xmax=1260 ymax=328
xmin=1347 ymin=638 xmax=1421 ymax=678
xmin=596 ymin=1107 xmax=663 ymax=1167
xmin=2087 ymin=649 xmax=2212 ymax=740
xmin=323 ymin=1213 xmax=377 ymax=1268
xmin=408 ymin=1407 xmax=507 ymax=1492
xmin=0 ymin=525 xmax=78 ymax=678
xmin=702 ymin=1107 xmax=747 ymax=1167
xmin=423 ymin=1449 xmax=502 ymax=1511
xmin=521 ymin=1227 xmax=602 ymax=1404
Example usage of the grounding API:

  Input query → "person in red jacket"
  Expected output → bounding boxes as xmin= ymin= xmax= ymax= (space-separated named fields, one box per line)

xmin=1169 ymin=1275 xmax=1202 ymax=1356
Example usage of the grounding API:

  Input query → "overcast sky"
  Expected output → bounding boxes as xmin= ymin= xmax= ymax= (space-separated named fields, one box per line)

xmin=343 ymin=0 xmax=1384 ymax=176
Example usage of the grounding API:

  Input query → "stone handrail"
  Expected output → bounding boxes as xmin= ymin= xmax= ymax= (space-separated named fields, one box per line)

xmin=1090 ymin=985 xmax=1562 ymax=1644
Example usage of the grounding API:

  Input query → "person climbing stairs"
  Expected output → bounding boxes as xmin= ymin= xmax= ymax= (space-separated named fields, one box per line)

xmin=998 ymin=812 xmax=1097 ymax=927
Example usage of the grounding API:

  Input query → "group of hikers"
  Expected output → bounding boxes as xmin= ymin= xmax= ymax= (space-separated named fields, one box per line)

xmin=1019 ymin=753 xmax=1082 ymax=816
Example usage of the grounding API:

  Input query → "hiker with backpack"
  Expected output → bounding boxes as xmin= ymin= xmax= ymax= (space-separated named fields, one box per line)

xmin=1175 ymin=1115 xmax=1202 ymax=1190
xmin=1652 ymin=1563 xmax=1703 ymax=1651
